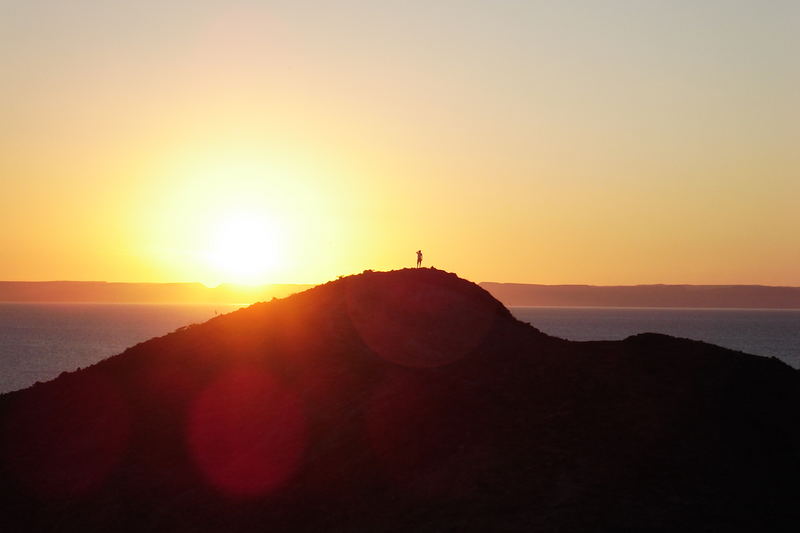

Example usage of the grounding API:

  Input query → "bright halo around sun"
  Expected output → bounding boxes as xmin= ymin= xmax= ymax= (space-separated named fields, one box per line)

xmin=205 ymin=212 xmax=285 ymax=285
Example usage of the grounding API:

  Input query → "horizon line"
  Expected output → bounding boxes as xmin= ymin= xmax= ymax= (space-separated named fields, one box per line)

xmin=2 ymin=278 xmax=800 ymax=289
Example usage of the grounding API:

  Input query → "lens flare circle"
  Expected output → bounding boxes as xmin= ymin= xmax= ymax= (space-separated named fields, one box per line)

xmin=346 ymin=270 xmax=497 ymax=367
xmin=187 ymin=367 xmax=306 ymax=498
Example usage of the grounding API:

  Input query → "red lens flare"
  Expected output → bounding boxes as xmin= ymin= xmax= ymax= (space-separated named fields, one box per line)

xmin=187 ymin=367 xmax=306 ymax=498
xmin=346 ymin=271 xmax=497 ymax=367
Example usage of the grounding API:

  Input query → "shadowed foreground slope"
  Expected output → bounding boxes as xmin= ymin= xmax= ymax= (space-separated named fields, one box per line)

xmin=1 ymin=269 xmax=799 ymax=532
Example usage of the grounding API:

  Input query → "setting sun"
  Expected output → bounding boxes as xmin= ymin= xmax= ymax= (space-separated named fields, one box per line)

xmin=3 ymin=2 xmax=800 ymax=531
xmin=204 ymin=212 xmax=285 ymax=285
xmin=132 ymin=150 xmax=352 ymax=286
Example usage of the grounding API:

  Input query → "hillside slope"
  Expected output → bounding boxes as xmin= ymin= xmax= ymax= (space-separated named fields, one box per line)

xmin=1 ymin=268 xmax=799 ymax=532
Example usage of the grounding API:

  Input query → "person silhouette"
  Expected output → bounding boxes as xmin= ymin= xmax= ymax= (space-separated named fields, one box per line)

xmin=416 ymin=250 xmax=423 ymax=268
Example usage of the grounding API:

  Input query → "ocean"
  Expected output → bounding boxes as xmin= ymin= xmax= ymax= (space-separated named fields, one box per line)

xmin=0 ymin=303 xmax=798 ymax=394
xmin=512 ymin=306 xmax=800 ymax=369
xmin=0 ymin=303 xmax=241 ymax=395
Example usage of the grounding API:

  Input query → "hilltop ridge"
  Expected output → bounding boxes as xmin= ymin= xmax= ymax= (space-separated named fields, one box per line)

xmin=1 ymin=268 xmax=799 ymax=532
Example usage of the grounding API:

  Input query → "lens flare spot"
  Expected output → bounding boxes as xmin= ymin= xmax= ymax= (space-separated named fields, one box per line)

xmin=187 ymin=367 xmax=306 ymax=498
xmin=346 ymin=270 xmax=497 ymax=367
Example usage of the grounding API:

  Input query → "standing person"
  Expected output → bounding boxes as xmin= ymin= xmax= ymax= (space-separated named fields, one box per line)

xmin=416 ymin=250 xmax=423 ymax=268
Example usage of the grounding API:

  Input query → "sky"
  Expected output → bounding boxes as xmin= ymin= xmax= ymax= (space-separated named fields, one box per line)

xmin=2 ymin=0 xmax=798 ymax=286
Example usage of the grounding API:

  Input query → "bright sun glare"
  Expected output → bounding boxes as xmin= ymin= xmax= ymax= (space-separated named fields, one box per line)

xmin=205 ymin=212 xmax=284 ymax=285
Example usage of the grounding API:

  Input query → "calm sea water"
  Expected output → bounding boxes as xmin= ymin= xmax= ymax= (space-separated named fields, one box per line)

xmin=0 ymin=303 xmax=241 ymax=395
xmin=512 ymin=306 xmax=800 ymax=369
xmin=0 ymin=303 xmax=798 ymax=394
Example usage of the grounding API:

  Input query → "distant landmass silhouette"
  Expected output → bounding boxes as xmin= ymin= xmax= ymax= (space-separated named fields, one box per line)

xmin=1 ymin=269 xmax=798 ymax=532
xmin=481 ymin=282 xmax=800 ymax=308
xmin=4 ymin=280 xmax=799 ymax=308
xmin=0 ymin=281 xmax=313 ymax=304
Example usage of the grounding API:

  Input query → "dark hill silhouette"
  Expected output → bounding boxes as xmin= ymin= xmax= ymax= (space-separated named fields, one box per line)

xmin=1 ymin=268 xmax=799 ymax=532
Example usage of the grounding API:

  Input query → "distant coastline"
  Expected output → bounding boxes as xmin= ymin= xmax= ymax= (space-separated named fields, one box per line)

xmin=481 ymin=282 xmax=800 ymax=309
xmin=0 ymin=281 xmax=313 ymax=304
xmin=3 ymin=280 xmax=800 ymax=309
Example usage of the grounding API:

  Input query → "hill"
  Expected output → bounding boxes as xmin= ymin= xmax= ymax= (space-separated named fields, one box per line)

xmin=481 ymin=281 xmax=800 ymax=308
xmin=1 ymin=268 xmax=799 ymax=532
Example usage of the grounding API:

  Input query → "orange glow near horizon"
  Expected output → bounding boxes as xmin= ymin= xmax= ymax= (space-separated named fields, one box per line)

xmin=131 ymin=149 xmax=356 ymax=286
xmin=1 ymin=2 xmax=798 ymax=286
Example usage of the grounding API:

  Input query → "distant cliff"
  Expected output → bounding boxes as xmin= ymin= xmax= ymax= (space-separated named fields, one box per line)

xmin=481 ymin=282 xmax=800 ymax=308
xmin=0 ymin=281 xmax=313 ymax=304
xmin=1 ymin=269 xmax=799 ymax=532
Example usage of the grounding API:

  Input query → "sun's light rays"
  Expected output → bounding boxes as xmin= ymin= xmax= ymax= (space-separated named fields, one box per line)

xmin=204 ymin=211 xmax=286 ymax=285
xmin=136 ymin=149 xmax=354 ymax=286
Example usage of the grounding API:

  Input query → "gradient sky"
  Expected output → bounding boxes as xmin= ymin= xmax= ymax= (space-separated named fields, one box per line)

xmin=2 ymin=1 xmax=798 ymax=285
